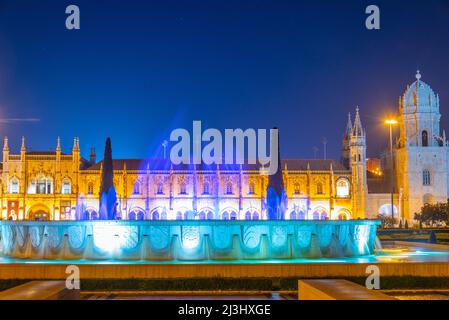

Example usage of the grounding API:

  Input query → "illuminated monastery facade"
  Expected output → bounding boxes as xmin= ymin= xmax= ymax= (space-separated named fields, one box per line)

xmin=0 ymin=72 xmax=445 ymax=223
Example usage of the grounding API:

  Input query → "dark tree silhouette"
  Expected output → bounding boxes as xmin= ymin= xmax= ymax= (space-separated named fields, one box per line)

xmin=267 ymin=128 xmax=286 ymax=220
xmin=99 ymin=137 xmax=116 ymax=219
xmin=100 ymin=137 xmax=114 ymax=196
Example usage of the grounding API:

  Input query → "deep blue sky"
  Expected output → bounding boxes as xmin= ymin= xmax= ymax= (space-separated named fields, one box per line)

xmin=0 ymin=0 xmax=448 ymax=161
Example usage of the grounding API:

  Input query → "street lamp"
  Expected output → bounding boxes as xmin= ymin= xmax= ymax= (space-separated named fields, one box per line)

xmin=385 ymin=119 xmax=398 ymax=225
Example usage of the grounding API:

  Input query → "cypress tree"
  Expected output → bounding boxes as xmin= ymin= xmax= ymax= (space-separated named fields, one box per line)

xmin=100 ymin=137 xmax=114 ymax=196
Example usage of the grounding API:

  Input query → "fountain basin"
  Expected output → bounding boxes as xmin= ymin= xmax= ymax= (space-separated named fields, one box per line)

xmin=0 ymin=220 xmax=380 ymax=261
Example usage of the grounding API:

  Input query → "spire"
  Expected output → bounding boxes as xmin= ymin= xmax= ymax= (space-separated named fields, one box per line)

xmin=21 ymin=136 xmax=26 ymax=152
xmin=72 ymin=137 xmax=79 ymax=152
xmin=56 ymin=136 xmax=61 ymax=152
xmin=3 ymin=136 xmax=9 ymax=151
xmin=345 ymin=112 xmax=352 ymax=136
xmin=352 ymin=106 xmax=364 ymax=137
xmin=89 ymin=147 xmax=96 ymax=164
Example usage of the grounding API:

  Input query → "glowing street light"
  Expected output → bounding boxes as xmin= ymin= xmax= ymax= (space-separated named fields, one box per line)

xmin=385 ymin=119 xmax=398 ymax=125
xmin=385 ymin=118 xmax=398 ymax=224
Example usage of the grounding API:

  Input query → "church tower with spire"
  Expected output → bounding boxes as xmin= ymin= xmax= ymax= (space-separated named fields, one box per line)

xmin=342 ymin=113 xmax=352 ymax=169
xmin=395 ymin=71 xmax=449 ymax=222
xmin=350 ymin=107 xmax=367 ymax=218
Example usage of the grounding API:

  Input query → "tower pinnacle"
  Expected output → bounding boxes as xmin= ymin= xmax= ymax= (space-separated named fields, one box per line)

xmin=352 ymin=106 xmax=364 ymax=137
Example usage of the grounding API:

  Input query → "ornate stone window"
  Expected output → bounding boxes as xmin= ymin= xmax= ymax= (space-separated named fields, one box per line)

xmin=422 ymin=130 xmax=428 ymax=147
xmin=61 ymin=179 xmax=71 ymax=194
xmin=248 ymin=182 xmax=255 ymax=195
xmin=226 ymin=182 xmax=233 ymax=195
xmin=35 ymin=176 xmax=53 ymax=194
xmin=132 ymin=181 xmax=141 ymax=195
xmin=179 ymin=183 xmax=187 ymax=194
xmin=316 ymin=182 xmax=323 ymax=195
xmin=293 ymin=183 xmax=300 ymax=195
xmin=87 ymin=182 xmax=94 ymax=195
xmin=203 ymin=182 xmax=210 ymax=195
xmin=312 ymin=207 xmax=328 ymax=220
xmin=423 ymin=169 xmax=431 ymax=186
xmin=156 ymin=183 xmax=164 ymax=194
xmin=336 ymin=178 xmax=350 ymax=197
xmin=10 ymin=177 xmax=19 ymax=194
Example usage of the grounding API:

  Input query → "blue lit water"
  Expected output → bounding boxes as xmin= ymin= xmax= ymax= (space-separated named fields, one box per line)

xmin=0 ymin=243 xmax=447 ymax=264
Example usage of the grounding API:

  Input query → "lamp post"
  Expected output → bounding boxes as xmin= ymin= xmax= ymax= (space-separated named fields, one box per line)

xmin=385 ymin=119 xmax=398 ymax=224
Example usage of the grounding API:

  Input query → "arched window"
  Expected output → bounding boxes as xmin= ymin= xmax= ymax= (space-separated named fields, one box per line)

xmin=207 ymin=211 xmax=214 ymax=220
xmin=132 ymin=182 xmax=141 ymax=195
xmin=230 ymin=211 xmax=237 ymax=220
xmin=336 ymin=178 xmax=350 ymax=197
xmin=61 ymin=179 xmax=71 ymax=194
xmin=198 ymin=211 xmax=206 ymax=220
xmin=10 ymin=177 xmax=19 ymax=194
xmin=179 ymin=183 xmax=187 ymax=194
xmin=290 ymin=211 xmax=297 ymax=220
xmin=338 ymin=213 xmax=347 ymax=220
xmin=290 ymin=210 xmax=306 ymax=220
xmin=422 ymin=130 xmax=428 ymax=147
xmin=28 ymin=179 xmax=36 ymax=194
xmin=36 ymin=177 xmax=53 ymax=194
xmin=152 ymin=211 xmax=160 ymax=220
xmin=203 ymin=182 xmax=210 ymax=195
xmin=248 ymin=182 xmax=255 ymax=195
xmin=176 ymin=212 xmax=183 ymax=220
xmin=226 ymin=182 xmax=233 ymax=195
xmin=156 ymin=183 xmax=164 ymax=194
xmin=184 ymin=211 xmax=194 ymax=220
xmin=91 ymin=211 xmax=99 ymax=220
xmin=423 ymin=169 xmax=431 ymax=186
xmin=87 ymin=182 xmax=94 ymax=195
xmin=293 ymin=183 xmax=300 ymax=195
xmin=312 ymin=208 xmax=328 ymax=220
xmin=252 ymin=212 xmax=259 ymax=220
xmin=245 ymin=211 xmax=252 ymax=220
xmin=222 ymin=211 xmax=229 ymax=220
xmin=316 ymin=183 xmax=323 ymax=195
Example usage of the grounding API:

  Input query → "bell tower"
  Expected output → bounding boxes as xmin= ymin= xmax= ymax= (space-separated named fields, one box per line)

xmin=350 ymin=107 xmax=367 ymax=218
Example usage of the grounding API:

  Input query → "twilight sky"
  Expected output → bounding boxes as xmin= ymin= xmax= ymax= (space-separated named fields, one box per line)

xmin=0 ymin=0 xmax=448 ymax=161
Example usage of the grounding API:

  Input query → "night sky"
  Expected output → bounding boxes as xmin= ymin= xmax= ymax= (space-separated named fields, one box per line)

xmin=0 ymin=0 xmax=448 ymax=161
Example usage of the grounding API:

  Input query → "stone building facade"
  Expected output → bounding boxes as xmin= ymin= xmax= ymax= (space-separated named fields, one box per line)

xmin=0 ymin=71 xmax=444 ymax=223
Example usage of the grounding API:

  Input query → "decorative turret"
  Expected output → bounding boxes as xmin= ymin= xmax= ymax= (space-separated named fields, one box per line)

xmin=3 ymin=136 xmax=9 ymax=164
xmin=56 ymin=136 xmax=61 ymax=161
xmin=20 ymin=136 xmax=26 ymax=160
xmin=72 ymin=137 xmax=80 ymax=152
xmin=56 ymin=136 xmax=61 ymax=152
xmin=89 ymin=147 xmax=96 ymax=165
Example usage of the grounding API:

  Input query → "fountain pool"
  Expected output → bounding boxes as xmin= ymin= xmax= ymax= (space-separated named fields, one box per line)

xmin=0 ymin=220 xmax=379 ymax=262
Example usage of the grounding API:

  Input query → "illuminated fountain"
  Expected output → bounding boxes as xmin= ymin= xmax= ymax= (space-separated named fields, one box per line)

xmin=0 ymin=219 xmax=379 ymax=261
xmin=0 ymin=135 xmax=380 ymax=262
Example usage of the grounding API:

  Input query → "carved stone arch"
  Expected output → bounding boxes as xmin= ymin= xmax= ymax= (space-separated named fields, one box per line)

xmin=27 ymin=204 xmax=51 ymax=221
